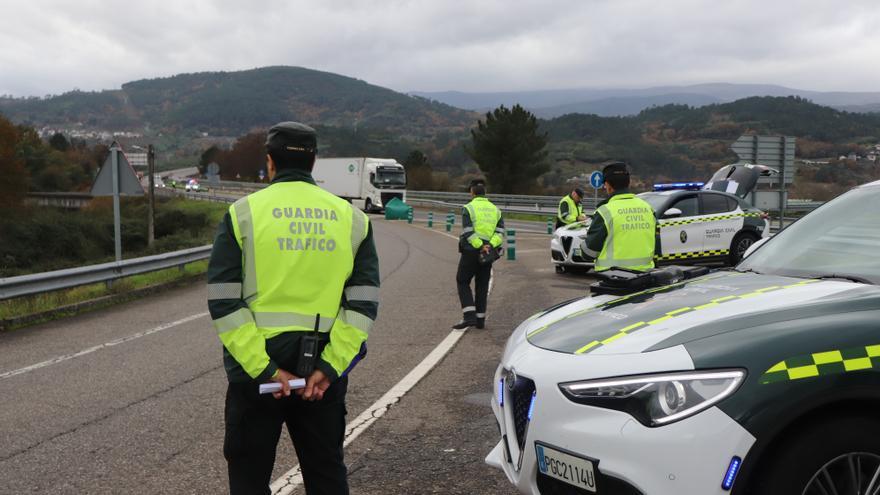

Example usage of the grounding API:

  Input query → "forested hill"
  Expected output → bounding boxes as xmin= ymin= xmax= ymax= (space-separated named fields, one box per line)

xmin=0 ymin=66 xmax=476 ymax=137
xmin=539 ymin=96 xmax=880 ymax=185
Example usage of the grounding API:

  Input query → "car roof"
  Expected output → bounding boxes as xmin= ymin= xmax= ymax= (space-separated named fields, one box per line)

xmin=858 ymin=180 xmax=880 ymax=188
xmin=639 ymin=189 xmax=740 ymax=199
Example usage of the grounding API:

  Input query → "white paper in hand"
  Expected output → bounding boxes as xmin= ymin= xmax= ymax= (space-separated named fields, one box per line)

xmin=259 ymin=378 xmax=307 ymax=394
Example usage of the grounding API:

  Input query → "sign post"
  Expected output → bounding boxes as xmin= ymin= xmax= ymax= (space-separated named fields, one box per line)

xmin=90 ymin=142 xmax=145 ymax=262
xmin=111 ymin=145 xmax=122 ymax=262
xmin=147 ymin=145 xmax=156 ymax=247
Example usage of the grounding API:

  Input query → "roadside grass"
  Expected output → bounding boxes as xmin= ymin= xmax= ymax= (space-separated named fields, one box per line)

xmin=0 ymin=260 xmax=208 ymax=323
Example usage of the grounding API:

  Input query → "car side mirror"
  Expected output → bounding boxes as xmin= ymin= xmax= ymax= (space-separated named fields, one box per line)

xmin=663 ymin=207 xmax=683 ymax=219
xmin=742 ymin=237 xmax=770 ymax=259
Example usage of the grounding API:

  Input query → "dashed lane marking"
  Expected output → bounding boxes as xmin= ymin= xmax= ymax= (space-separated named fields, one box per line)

xmin=0 ymin=312 xmax=209 ymax=381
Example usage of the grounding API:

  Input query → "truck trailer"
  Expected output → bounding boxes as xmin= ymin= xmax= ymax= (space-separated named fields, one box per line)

xmin=312 ymin=157 xmax=407 ymax=212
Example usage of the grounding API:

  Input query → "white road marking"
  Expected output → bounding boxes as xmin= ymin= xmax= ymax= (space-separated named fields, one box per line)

xmin=0 ymin=312 xmax=209 ymax=381
xmin=270 ymin=328 xmax=469 ymax=495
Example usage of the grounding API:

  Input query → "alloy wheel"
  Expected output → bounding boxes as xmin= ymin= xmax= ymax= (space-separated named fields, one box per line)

xmin=802 ymin=452 xmax=880 ymax=495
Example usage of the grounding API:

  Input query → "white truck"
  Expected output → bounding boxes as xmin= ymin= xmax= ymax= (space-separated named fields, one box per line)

xmin=312 ymin=157 xmax=407 ymax=212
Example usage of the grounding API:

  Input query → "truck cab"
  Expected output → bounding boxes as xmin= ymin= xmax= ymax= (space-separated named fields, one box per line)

xmin=312 ymin=157 xmax=407 ymax=212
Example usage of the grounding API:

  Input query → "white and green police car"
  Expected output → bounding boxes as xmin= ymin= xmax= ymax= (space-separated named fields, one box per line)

xmin=493 ymin=179 xmax=880 ymax=494
xmin=551 ymin=164 xmax=772 ymax=272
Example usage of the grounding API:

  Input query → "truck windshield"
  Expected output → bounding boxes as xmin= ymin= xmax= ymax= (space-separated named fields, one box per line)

xmin=374 ymin=169 xmax=406 ymax=187
xmin=737 ymin=185 xmax=880 ymax=284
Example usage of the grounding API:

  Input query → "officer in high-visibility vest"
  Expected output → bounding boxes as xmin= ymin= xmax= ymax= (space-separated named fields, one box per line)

xmin=579 ymin=162 xmax=656 ymax=272
xmin=556 ymin=187 xmax=586 ymax=229
xmin=453 ymin=179 xmax=504 ymax=329
xmin=207 ymin=122 xmax=379 ymax=495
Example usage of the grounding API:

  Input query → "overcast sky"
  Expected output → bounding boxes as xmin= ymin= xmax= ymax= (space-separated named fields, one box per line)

xmin=1 ymin=0 xmax=879 ymax=97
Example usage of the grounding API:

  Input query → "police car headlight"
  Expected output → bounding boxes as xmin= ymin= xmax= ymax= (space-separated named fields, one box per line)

xmin=559 ymin=370 xmax=745 ymax=427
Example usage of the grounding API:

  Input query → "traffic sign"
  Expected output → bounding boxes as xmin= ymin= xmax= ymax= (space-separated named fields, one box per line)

xmin=589 ymin=171 xmax=604 ymax=189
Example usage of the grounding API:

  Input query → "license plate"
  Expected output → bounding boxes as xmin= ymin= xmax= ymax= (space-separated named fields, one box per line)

xmin=573 ymin=248 xmax=582 ymax=257
xmin=535 ymin=442 xmax=597 ymax=492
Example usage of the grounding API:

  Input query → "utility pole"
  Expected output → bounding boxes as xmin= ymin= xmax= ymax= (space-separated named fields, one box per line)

xmin=147 ymin=144 xmax=156 ymax=247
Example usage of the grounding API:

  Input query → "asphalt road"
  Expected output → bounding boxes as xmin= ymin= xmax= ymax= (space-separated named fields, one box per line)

xmin=0 ymin=216 xmax=594 ymax=494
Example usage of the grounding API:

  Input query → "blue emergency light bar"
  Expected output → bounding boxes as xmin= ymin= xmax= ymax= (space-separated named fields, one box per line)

xmin=653 ymin=182 xmax=705 ymax=192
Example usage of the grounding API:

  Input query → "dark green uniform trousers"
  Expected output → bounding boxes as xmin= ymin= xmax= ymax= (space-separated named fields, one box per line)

xmin=224 ymin=376 xmax=349 ymax=495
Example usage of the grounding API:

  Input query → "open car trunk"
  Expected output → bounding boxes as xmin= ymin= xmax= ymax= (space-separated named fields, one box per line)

xmin=703 ymin=163 xmax=778 ymax=198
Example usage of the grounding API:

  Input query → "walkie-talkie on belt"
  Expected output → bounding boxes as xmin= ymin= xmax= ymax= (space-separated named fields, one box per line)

xmin=296 ymin=313 xmax=320 ymax=377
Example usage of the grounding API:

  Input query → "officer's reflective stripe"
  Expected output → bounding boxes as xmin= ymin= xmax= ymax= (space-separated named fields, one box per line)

xmin=350 ymin=207 xmax=367 ymax=255
xmin=207 ymin=283 xmax=242 ymax=300
xmin=597 ymin=205 xmax=613 ymax=264
xmin=583 ymin=246 xmax=599 ymax=258
xmin=234 ymin=198 xmax=258 ymax=303
xmin=213 ymin=307 xmax=254 ymax=334
xmin=463 ymin=227 xmax=474 ymax=234
xmin=476 ymin=313 xmax=486 ymax=318
xmin=253 ymin=312 xmax=335 ymax=332
xmin=340 ymin=309 xmax=374 ymax=334
xmin=495 ymin=227 xmax=505 ymax=233
xmin=462 ymin=306 xmax=476 ymax=313
xmin=344 ymin=285 xmax=380 ymax=303
xmin=598 ymin=256 xmax=655 ymax=268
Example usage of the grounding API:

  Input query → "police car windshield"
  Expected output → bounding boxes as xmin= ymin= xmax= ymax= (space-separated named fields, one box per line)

xmin=737 ymin=186 xmax=880 ymax=284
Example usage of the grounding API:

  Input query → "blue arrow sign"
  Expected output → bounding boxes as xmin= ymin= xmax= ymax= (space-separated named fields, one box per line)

xmin=589 ymin=171 xmax=604 ymax=189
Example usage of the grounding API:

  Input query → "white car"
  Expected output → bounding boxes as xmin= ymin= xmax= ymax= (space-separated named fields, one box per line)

xmin=551 ymin=164 xmax=772 ymax=272
xmin=489 ymin=180 xmax=880 ymax=494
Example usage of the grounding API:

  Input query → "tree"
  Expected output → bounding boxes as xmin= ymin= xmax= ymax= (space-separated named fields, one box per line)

xmin=466 ymin=104 xmax=548 ymax=193
xmin=0 ymin=116 xmax=28 ymax=209
xmin=199 ymin=145 xmax=221 ymax=174
xmin=48 ymin=132 xmax=70 ymax=151
xmin=216 ymin=132 xmax=267 ymax=180
xmin=403 ymin=150 xmax=433 ymax=190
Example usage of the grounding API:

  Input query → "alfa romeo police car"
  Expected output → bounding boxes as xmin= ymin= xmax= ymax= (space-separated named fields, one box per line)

xmin=490 ymin=179 xmax=880 ymax=494
xmin=551 ymin=164 xmax=772 ymax=272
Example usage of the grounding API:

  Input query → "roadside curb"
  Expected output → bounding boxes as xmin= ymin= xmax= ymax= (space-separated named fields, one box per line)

xmin=0 ymin=273 xmax=206 ymax=333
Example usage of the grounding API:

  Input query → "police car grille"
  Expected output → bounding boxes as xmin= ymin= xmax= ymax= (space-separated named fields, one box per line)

xmin=511 ymin=377 xmax=535 ymax=450
xmin=561 ymin=237 xmax=573 ymax=254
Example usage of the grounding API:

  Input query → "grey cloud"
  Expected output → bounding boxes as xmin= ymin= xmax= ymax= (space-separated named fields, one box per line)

xmin=0 ymin=0 xmax=878 ymax=96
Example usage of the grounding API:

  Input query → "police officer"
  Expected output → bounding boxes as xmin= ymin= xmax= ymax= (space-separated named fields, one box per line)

xmin=579 ymin=162 xmax=656 ymax=272
xmin=207 ymin=122 xmax=380 ymax=495
xmin=453 ymin=179 xmax=504 ymax=329
xmin=556 ymin=187 xmax=586 ymax=229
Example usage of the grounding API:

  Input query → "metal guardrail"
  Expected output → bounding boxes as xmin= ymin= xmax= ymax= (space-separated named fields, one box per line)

xmin=0 ymin=245 xmax=212 ymax=301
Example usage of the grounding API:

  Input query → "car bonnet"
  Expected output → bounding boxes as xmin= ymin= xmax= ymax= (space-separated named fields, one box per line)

xmin=525 ymin=271 xmax=868 ymax=355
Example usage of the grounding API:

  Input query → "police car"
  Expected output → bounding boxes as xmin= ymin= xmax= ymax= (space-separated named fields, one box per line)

xmin=489 ymin=180 xmax=880 ymax=494
xmin=550 ymin=164 xmax=772 ymax=272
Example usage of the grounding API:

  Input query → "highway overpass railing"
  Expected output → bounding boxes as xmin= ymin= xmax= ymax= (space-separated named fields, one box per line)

xmin=0 ymin=245 xmax=212 ymax=301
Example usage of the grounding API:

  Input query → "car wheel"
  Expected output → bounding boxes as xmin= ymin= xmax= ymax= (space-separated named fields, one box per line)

xmin=555 ymin=265 xmax=565 ymax=274
xmin=365 ymin=198 xmax=373 ymax=213
xmin=752 ymin=415 xmax=880 ymax=495
xmin=729 ymin=232 xmax=759 ymax=265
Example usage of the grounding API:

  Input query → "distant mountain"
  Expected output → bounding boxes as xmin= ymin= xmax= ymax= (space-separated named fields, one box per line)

xmin=0 ymin=66 xmax=476 ymax=137
xmin=532 ymin=93 xmax=722 ymax=118
xmin=412 ymin=83 xmax=880 ymax=117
